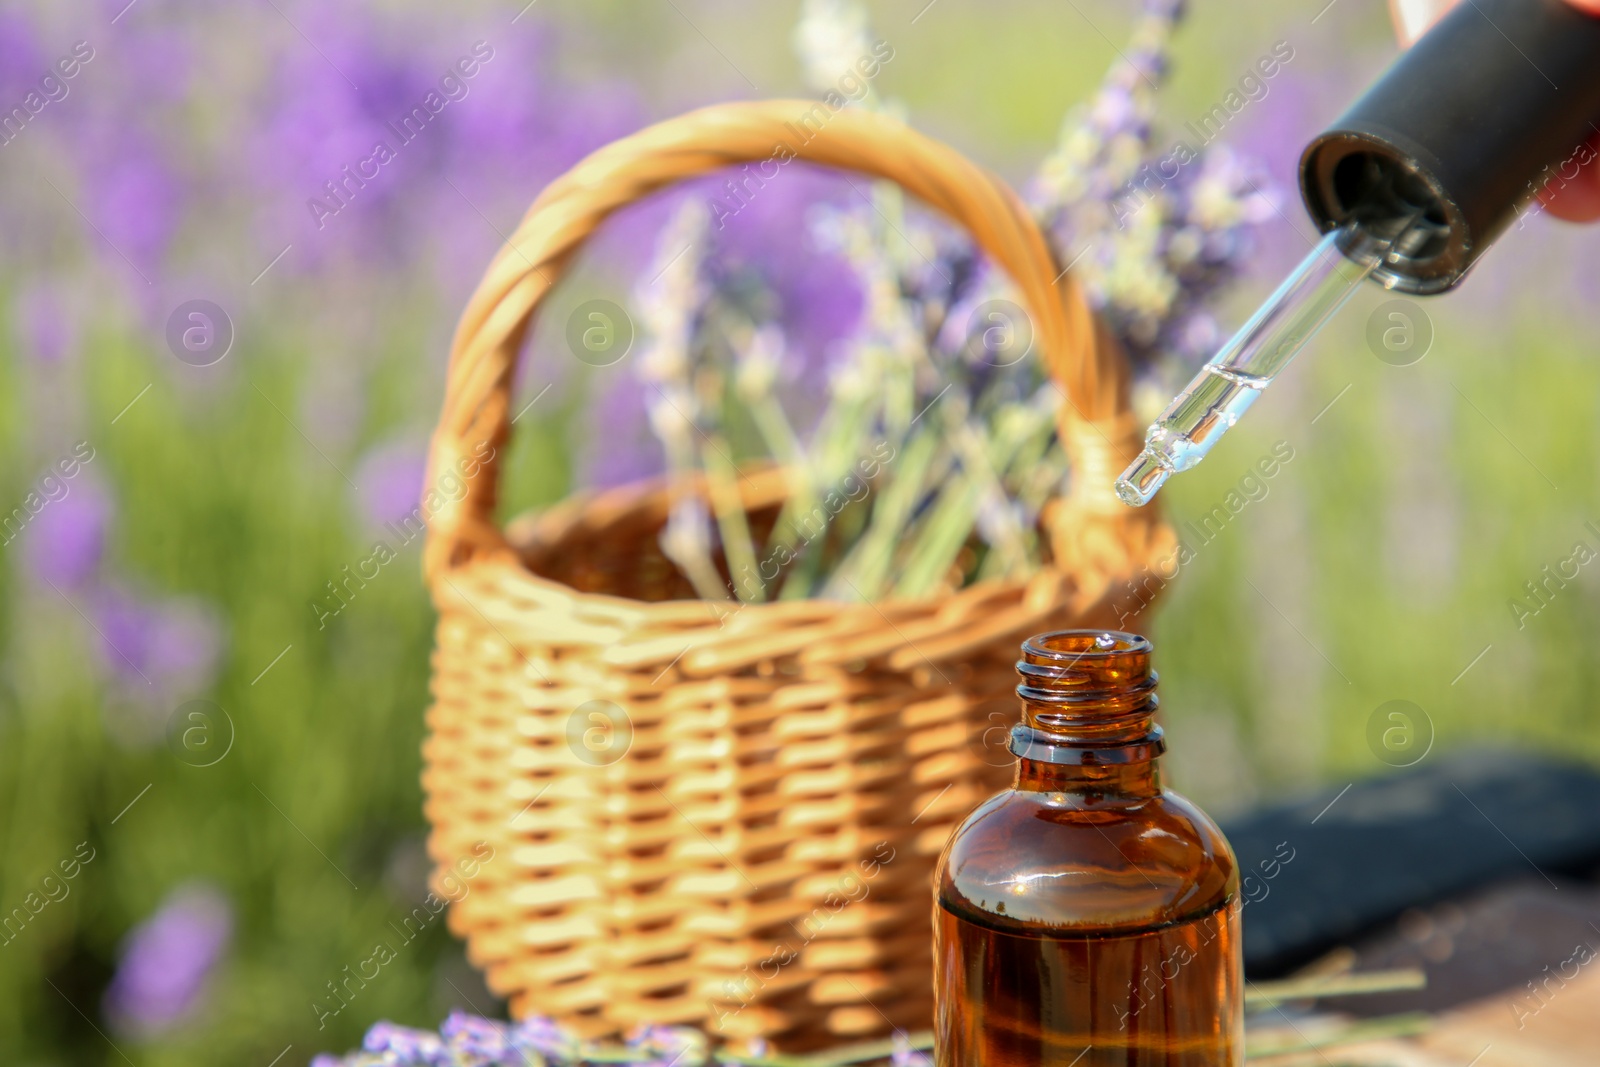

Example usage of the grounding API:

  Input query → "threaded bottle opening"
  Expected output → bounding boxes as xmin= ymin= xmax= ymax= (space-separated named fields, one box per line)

xmin=1012 ymin=630 xmax=1162 ymax=760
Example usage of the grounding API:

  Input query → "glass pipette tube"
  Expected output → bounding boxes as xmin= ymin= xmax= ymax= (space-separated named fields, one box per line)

xmin=1115 ymin=222 xmax=1398 ymax=507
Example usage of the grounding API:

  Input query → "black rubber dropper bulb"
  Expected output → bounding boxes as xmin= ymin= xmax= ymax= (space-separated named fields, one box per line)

xmin=1116 ymin=0 xmax=1600 ymax=507
xmin=1302 ymin=0 xmax=1600 ymax=294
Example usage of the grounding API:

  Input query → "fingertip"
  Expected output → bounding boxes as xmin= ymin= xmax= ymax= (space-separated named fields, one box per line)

xmin=1537 ymin=135 xmax=1600 ymax=223
xmin=1391 ymin=0 xmax=1600 ymax=221
xmin=1390 ymin=0 xmax=1457 ymax=46
xmin=1543 ymin=174 xmax=1600 ymax=223
xmin=1394 ymin=0 xmax=1600 ymax=47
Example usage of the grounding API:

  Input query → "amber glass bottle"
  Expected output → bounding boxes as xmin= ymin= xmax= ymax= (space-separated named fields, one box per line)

xmin=933 ymin=630 xmax=1242 ymax=1066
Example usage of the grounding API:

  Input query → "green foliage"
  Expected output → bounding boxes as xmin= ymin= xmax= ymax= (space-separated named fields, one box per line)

xmin=0 ymin=299 xmax=580 ymax=1062
xmin=1155 ymin=288 xmax=1600 ymax=814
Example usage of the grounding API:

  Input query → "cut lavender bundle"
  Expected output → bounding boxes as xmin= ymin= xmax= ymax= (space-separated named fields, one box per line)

xmin=312 ymin=993 xmax=1429 ymax=1065
xmin=312 ymin=1013 xmax=907 ymax=1067
xmin=617 ymin=0 xmax=1273 ymax=605
xmin=311 ymin=1011 xmax=579 ymax=1067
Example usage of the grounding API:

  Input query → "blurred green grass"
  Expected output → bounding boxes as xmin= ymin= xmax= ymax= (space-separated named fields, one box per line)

xmin=1156 ymin=275 xmax=1600 ymax=813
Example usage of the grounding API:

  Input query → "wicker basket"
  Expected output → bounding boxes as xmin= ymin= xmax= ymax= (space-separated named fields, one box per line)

xmin=420 ymin=99 xmax=1172 ymax=1047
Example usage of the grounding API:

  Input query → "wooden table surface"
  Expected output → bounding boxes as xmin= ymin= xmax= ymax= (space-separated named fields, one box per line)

xmin=1317 ymin=962 xmax=1600 ymax=1066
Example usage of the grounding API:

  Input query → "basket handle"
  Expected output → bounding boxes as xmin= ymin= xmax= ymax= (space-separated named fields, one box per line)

xmin=425 ymin=99 xmax=1143 ymax=579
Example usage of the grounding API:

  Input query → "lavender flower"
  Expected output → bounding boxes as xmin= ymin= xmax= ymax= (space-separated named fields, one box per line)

xmin=354 ymin=438 xmax=429 ymax=529
xmin=624 ymin=1024 xmax=708 ymax=1067
xmin=710 ymin=168 xmax=864 ymax=407
xmin=93 ymin=586 xmax=227 ymax=699
xmin=12 ymin=281 xmax=78 ymax=364
xmin=104 ymin=883 xmax=232 ymax=1037
xmin=239 ymin=3 xmax=641 ymax=283
xmin=316 ymin=1013 xmax=579 ymax=1066
xmin=316 ymin=1011 xmax=952 ymax=1067
xmin=581 ymin=376 xmax=664 ymax=489
xmin=794 ymin=0 xmax=881 ymax=104
xmin=243 ymin=6 xmax=442 ymax=263
xmin=363 ymin=1020 xmax=449 ymax=1060
xmin=18 ymin=474 xmax=111 ymax=587
xmin=16 ymin=469 xmax=228 ymax=706
xmin=433 ymin=1010 xmax=579 ymax=1065
xmin=441 ymin=1012 xmax=525 ymax=1064
xmin=889 ymin=1032 xmax=933 ymax=1067
xmin=800 ymin=132 xmax=1054 ymax=597
xmin=1028 ymin=0 xmax=1274 ymax=374
xmin=509 ymin=1014 xmax=579 ymax=1063
xmin=87 ymin=146 xmax=182 ymax=277
xmin=0 ymin=12 xmax=42 ymax=101
xmin=636 ymin=202 xmax=713 ymax=454
xmin=633 ymin=202 xmax=731 ymax=601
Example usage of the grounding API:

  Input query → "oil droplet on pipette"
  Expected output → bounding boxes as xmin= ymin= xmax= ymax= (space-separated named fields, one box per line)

xmin=1115 ymin=220 xmax=1419 ymax=507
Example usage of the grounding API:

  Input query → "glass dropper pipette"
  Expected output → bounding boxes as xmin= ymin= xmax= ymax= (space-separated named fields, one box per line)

xmin=1114 ymin=217 xmax=1427 ymax=507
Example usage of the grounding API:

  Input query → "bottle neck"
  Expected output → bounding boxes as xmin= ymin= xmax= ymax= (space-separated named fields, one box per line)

xmin=1007 ymin=630 xmax=1164 ymax=799
xmin=1014 ymin=754 xmax=1162 ymax=797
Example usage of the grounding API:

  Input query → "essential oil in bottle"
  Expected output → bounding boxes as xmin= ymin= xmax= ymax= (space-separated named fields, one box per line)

xmin=933 ymin=630 xmax=1242 ymax=1066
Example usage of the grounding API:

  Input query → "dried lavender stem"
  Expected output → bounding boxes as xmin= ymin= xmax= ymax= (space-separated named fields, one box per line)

xmin=824 ymin=428 xmax=941 ymax=600
xmin=893 ymin=473 xmax=980 ymax=597
xmin=1243 ymin=967 xmax=1426 ymax=1006
xmin=701 ymin=435 xmax=763 ymax=602
xmin=771 ymin=393 xmax=875 ymax=599
xmin=948 ymin=414 xmax=1029 ymax=577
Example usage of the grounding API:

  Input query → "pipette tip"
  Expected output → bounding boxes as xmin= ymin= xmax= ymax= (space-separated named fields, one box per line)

xmin=1114 ymin=450 xmax=1171 ymax=508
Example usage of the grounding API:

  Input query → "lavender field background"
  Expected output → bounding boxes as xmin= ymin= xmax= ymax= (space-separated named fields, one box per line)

xmin=4 ymin=0 xmax=1600 ymax=1062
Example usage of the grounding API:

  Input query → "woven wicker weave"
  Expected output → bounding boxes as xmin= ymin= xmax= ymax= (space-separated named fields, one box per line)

xmin=420 ymin=99 xmax=1173 ymax=1047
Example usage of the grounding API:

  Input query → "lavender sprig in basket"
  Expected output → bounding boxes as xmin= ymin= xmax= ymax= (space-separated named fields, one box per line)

xmin=596 ymin=0 xmax=1272 ymax=606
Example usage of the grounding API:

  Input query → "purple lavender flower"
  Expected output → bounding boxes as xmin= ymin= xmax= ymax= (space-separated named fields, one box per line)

xmin=1228 ymin=66 xmax=1348 ymax=278
xmin=509 ymin=1013 xmax=578 ymax=1062
xmin=12 ymin=282 xmax=78 ymax=364
xmin=442 ymin=1010 xmax=549 ymax=1064
xmin=624 ymin=1023 xmax=708 ymax=1067
xmin=889 ymin=1032 xmax=933 ymax=1067
xmin=243 ymin=7 xmax=431 ymax=259
xmin=1024 ymin=0 xmax=1277 ymax=376
xmin=354 ymin=438 xmax=428 ymax=528
xmin=363 ymin=1020 xmax=448 ymax=1060
xmin=87 ymin=151 xmax=181 ymax=279
xmin=712 ymin=167 xmax=864 ymax=379
xmin=93 ymin=586 xmax=226 ymax=698
xmin=18 ymin=474 xmax=111 ymax=587
xmin=580 ymin=164 xmax=867 ymax=494
xmin=1128 ymin=144 xmax=1278 ymax=365
xmin=104 ymin=883 xmax=232 ymax=1037
xmin=241 ymin=4 xmax=641 ymax=283
xmin=581 ymin=377 xmax=664 ymax=490
xmin=0 ymin=11 xmax=43 ymax=100
xmin=316 ymin=1012 xmax=579 ymax=1065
